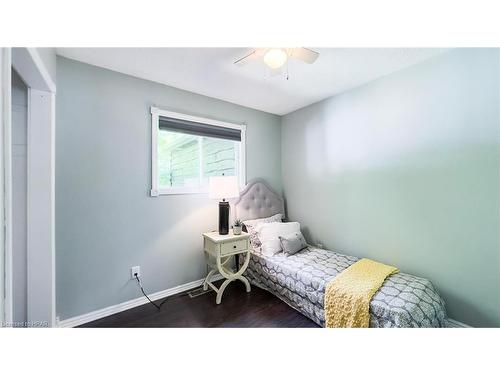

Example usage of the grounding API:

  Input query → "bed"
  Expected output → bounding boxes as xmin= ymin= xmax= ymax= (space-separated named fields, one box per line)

xmin=235 ymin=178 xmax=448 ymax=328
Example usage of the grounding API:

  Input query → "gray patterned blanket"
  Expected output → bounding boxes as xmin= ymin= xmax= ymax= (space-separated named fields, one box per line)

xmin=241 ymin=246 xmax=447 ymax=327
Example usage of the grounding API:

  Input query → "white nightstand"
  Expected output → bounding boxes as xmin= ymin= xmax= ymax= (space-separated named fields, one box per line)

xmin=202 ymin=229 xmax=251 ymax=304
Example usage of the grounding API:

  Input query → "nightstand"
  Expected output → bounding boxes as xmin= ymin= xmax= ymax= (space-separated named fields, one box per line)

xmin=202 ymin=229 xmax=251 ymax=304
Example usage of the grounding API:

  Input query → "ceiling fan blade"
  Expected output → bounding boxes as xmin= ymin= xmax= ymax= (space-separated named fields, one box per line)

xmin=234 ymin=50 xmax=260 ymax=66
xmin=290 ymin=47 xmax=319 ymax=64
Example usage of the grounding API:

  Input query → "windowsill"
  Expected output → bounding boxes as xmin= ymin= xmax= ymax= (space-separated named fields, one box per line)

xmin=151 ymin=187 xmax=209 ymax=196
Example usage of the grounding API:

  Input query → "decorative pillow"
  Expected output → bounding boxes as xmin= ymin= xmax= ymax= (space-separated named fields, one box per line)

xmin=256 ymin=222 xmax=300 ymax=256
xmin=279 ymin=231 xmax=307 ymax=255
xmin=242 ymin=213 xmax=284 ymax=250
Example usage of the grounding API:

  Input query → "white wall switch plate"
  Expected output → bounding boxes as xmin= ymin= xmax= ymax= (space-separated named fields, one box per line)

xmin=131 ymin=266 xmax=140 ymax=279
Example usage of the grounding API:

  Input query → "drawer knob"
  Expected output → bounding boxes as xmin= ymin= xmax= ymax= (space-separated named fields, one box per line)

xmin=233 ymin=245 xmax=237 ymax=248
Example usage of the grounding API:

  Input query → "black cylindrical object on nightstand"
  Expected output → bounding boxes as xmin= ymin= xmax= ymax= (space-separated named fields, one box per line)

xmin=218 ymin=200 xmax=230 ymax=235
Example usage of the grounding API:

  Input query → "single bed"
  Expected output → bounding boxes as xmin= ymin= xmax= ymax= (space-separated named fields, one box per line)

xmin=235 ymin=178 xmax=448 ymax=328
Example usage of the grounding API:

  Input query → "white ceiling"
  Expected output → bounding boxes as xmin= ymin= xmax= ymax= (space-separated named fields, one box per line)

xmin=56 ymin=48 xmax=450 ymax=115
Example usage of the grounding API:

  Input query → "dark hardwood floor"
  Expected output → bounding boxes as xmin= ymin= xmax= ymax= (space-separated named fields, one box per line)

xmin=79 ymin=281 xmax=319 ymax=328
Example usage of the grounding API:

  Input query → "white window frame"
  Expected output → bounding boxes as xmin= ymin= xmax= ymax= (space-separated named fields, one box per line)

xmin=150 ymin=107 xmax=246 ymax=196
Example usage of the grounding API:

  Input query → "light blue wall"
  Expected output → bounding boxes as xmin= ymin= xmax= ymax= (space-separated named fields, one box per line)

xmin=281 ymin=48 xmax=500 ymax=327
xmin=56 ymin=57 xmax=281 ymax=320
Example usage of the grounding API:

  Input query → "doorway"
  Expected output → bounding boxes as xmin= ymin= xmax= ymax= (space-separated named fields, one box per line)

xmin=11 ymin=68 xmax=28 ymax=326
xmin=2 ymin=48 xmax=56 ymax=327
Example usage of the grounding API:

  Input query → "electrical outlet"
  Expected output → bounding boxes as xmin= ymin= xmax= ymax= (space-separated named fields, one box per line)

xmin=131 ymin=266 xmax=140 ymax=279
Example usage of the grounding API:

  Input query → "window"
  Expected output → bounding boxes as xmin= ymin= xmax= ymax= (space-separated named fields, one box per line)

xmin=151 ymin=107 xmax=246 ymax=196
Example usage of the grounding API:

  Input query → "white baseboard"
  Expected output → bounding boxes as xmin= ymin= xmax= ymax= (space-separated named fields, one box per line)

xmin=58 ymin=275 xmax=223 ymax=328
xmin=446 ymin=318 xmax=471 ymax=328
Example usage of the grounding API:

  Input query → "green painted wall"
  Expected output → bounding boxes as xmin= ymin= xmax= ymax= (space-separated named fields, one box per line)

xmin=281 ymin=49 xmax=500 ymax=327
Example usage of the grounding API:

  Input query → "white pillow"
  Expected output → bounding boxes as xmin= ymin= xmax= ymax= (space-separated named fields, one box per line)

xmin=256 ymin=222 xmax=300 ymax=256
xmin=242 ymin=213 xmax=284 ymax=249
xmin=243 ymin=213 xmax=283 ymax=230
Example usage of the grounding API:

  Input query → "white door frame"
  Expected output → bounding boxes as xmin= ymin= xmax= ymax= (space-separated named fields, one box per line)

xmin=6 ymin=48 xmax=56 ymax=327
xmin=1 ymin=48 xmax=12 ymax=326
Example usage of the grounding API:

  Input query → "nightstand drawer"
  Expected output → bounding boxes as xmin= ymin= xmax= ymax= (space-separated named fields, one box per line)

xmin=220 ymin=239 xmax=248 ymax=255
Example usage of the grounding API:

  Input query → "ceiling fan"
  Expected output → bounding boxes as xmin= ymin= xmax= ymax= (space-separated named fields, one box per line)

xmin=234 ymin=48 xmax=319 ymax=79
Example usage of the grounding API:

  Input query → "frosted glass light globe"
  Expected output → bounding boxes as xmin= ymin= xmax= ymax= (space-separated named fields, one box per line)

xmin=263 ymin=48 xmax=288 ymax=69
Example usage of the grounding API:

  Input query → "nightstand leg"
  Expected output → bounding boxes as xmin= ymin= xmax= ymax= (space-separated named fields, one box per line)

xmin=216 ymin=279 xmax=232 ymax=304
xmin=203 ymin=269 xmax=216 ymax=291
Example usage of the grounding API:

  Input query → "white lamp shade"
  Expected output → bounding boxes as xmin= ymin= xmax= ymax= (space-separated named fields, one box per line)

xmin=209 ymin=176 xmax=239 ymax=200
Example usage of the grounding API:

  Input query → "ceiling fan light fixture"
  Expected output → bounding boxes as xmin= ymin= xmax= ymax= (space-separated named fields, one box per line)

xmin=263 ymin=48 xmax=288 ymax=69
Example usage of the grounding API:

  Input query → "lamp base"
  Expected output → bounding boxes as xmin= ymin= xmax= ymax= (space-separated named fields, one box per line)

xmin=218 ymin=201 xmax=230 ymax=235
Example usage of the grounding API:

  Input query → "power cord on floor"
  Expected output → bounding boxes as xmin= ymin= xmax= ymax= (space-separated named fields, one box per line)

xmin=134 ymin=273 xmax=168 ymax=310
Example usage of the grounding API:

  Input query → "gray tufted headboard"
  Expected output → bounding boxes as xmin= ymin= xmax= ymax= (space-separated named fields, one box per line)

xmin=234 ymin=178 xmax=285 ymax=222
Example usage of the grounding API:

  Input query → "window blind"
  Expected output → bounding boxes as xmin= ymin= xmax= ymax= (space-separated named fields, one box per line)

xmin=159 ymin=116 xmax=241 ymax=142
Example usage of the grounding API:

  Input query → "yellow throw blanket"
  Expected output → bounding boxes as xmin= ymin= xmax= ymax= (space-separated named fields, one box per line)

xmin=324 ymin=258 xmax=398 ymax=328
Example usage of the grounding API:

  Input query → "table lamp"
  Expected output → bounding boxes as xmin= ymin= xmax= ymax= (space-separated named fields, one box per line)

xmin=209 ymin=175 xmax=239 ymax=235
